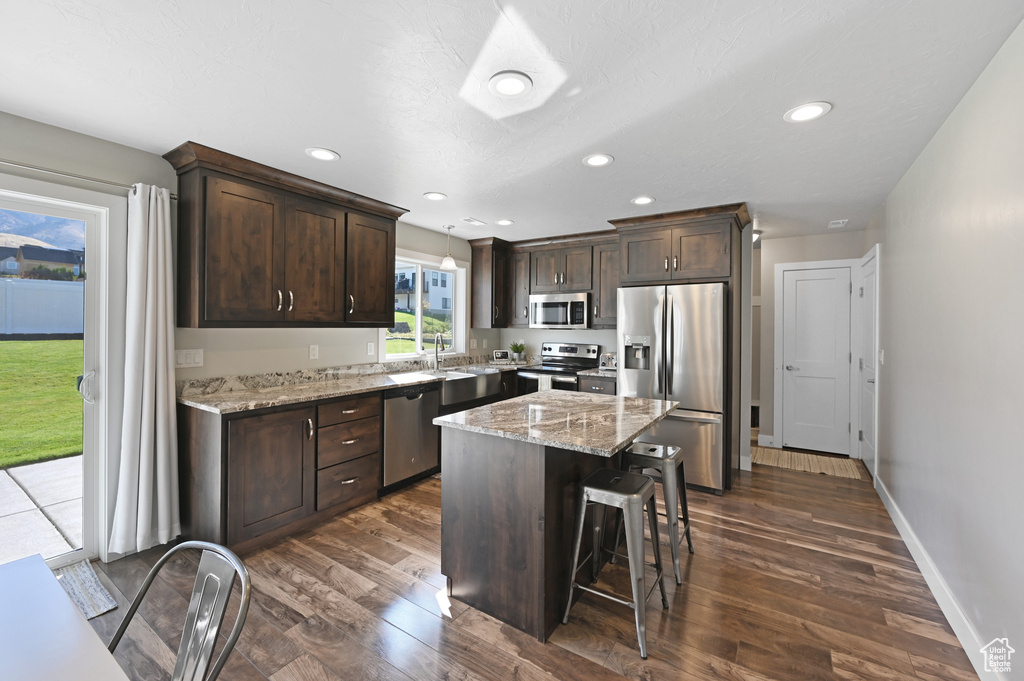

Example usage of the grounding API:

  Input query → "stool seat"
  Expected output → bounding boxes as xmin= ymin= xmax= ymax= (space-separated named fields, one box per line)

xmin=563 ymin=468 xmax=668 ymax=659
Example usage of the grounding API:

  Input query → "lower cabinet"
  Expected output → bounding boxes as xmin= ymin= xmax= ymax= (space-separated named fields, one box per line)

xmin=178 ymin=392 xmax=383 ymax=553
xmin=226 ymin=407 xmax=316 ymax=545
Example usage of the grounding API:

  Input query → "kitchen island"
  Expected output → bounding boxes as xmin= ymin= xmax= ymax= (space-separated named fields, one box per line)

xmin=434 ymin=391 xmax=677 ymax=641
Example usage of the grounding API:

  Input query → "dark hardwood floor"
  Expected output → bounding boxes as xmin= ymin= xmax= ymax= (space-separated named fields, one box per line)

xmin=90 ymin=464 xmax=979 ymax=681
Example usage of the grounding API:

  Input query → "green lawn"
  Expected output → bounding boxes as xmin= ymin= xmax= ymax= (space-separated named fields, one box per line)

xmin=0 ymin=340 xmax=83 ymax=469
xmin=387 ymin=310 xmax=453 ymax=355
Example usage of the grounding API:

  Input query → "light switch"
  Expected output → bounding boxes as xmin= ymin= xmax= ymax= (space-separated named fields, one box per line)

xmin=470 ymin=338 xmax=477 ymax=349
xmin=367 ymin=341 xmax=375 ymax=356
xmin=175 ymin=349 xmax=204 ymax=368
xmin=482 ymin=339 xmax=488 ymax=348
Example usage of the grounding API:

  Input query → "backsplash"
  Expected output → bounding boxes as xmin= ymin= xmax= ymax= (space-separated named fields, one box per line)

xmin=176 ymin=353 xmax=532 ymax=397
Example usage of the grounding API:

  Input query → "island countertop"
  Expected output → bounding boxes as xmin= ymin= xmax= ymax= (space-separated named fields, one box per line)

xmin=433 ymin=391 xmax=678 ymax=457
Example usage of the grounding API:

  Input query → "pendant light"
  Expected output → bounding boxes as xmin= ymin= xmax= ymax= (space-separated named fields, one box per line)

xmin=439 ymin=225 xmax=457 ymax=271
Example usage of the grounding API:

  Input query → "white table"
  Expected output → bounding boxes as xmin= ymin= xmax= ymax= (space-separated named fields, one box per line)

xmin=0 ymin=554 xmax=129 ymax=681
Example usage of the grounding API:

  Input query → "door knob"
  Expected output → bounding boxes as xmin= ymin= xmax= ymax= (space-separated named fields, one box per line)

xmin=785 ymin=364 xmax=799 ymax=371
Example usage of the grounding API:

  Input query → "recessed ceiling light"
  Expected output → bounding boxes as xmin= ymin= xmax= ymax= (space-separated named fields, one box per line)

xmin=783 ymin=101 xmax=832 ymax=123
xmin=582 ymin=153 xmax=614 ymax=167
xmin=495 ymin=219 xmax=514 ymax=226
xmin=305 ymin=147 xmax=339 ymax=161
xmin=423 ymin=192 xmax=447 ymax=201
xmin=631 ymin=195 xmax=655 ymax=205
xmin=488 ymin=70 xmax=533 ymax=97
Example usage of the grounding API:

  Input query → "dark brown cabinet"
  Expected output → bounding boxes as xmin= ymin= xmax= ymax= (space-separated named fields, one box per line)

xmin=510 ymin=250 xmax=531 ymax=327
xmin=226 ymin=407 xmax=315 ymax=545
xmin=618 ymin=218 xmax=731 ymax=284
xmin=470 ymin=238 xmax=511 ymax=328
xmin=165 ymin=141 xmax=405 ymax=328
xmin=346 ymin=214 xmax=396 ymax=325
xmin=591 ymin=241 xmax=620 ymax=328
xmin=531 ymin=246 xmax=592 ymax=293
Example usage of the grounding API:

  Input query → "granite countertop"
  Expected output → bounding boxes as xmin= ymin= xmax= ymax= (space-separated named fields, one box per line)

xmin=433 ymin=391 xmax=677 ymax=457
xmin=179 ymin=364 xmax=518 ymax=415
xmin=578 ymin=368 xmax=617 ymax=378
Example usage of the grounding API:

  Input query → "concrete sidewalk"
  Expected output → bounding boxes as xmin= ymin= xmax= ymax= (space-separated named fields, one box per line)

xmin=0 ymin=455 xmax=82 ymax=564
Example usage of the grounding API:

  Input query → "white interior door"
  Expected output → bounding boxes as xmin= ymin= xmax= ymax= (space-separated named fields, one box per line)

xmin=781 ymin=267 xmax=851 ymax=454
xmin=856 ymin=249 xmax=879 ymax=476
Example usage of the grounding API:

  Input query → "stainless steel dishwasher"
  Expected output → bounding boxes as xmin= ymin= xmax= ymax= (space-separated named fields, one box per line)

xmin=383 ymin=382 xmax=441 ymax=487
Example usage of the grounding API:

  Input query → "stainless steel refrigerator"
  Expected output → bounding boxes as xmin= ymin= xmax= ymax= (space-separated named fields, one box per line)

xmin=617 ymin=283 xmax=727 ymax=492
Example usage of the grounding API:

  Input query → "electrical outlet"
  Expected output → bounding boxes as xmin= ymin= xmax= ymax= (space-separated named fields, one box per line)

xmin=175 ymin=349 xmax=204 ymax=368
xmin=309 ymin=344 xmax=319 ymax=360
xmin=470 ymin=338 xmax=477 ymax=349
xmin=367 ymin=341 xmax=375 ymax=356
xmin=482 ymin=339 xmax=488 ymax=348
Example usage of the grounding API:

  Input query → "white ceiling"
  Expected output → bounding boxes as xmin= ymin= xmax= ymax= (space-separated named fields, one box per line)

xmin=3 ymin=1 xmax=1023 ymax=242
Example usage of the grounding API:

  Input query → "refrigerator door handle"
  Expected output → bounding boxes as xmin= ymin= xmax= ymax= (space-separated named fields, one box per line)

xmin=666 ymin=293 xmax=674 ymax=395
xmin=668 ymin=410 xmax=722 ymax=425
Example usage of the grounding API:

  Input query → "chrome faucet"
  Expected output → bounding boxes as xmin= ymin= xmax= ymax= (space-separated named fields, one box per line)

xmin=434 ymin=332 xmax=445 ymax=371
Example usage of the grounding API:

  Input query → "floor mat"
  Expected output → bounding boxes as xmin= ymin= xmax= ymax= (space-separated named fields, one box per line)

xmin=52 ymin=559 xmax=117 ymax=619
xmin=752 ymin=446 xmax=866 ymax=480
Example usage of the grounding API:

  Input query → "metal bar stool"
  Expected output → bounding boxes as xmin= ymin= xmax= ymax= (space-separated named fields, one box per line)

xmin=613 ymin=443 xmax=694 ymax=585
xmin=563 ymin=468 xmax=668 ymax=659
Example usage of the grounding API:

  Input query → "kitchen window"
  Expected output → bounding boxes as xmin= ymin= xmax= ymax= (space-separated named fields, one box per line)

xmin=384 ymin=253 xmax=465 ymax=359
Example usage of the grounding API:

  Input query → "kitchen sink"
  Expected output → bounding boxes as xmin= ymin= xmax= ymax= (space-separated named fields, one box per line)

xmin=392 ymin=368 xmax=502 ymax=406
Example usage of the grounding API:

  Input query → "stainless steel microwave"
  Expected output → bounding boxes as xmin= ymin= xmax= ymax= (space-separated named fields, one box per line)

xmin=529 ymin=292 xmax=589 ymax=329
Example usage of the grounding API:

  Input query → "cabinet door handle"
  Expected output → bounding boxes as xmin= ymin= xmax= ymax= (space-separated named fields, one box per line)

xmin=340 ymin=477 xmax=358 ymax=485
xmin=340 ymin=438 xmax=360 ymax=445
xmin=307 ymin=418 xmax=314 ymax=440
xmin=523 ymin=306 xmax=528 ymax=317
xmin=664 ymin=257 xmax=669 ymax=272
xmin=341 ymin=408 xmax=359 ymax=414
xmin=594 ymin=304 xmax=598 ymax=317
xmin=591 ymin=386 xmax=601 ymax=391
xmin=349 ymin=294 xmax=355 ymax=314
xmin=288 ymin=290 xmax=294 ymax=312
xmin=673 ymin=255 xmax=678 ymax=271
xmin=276 ymin=289 xmax=283 ymax=312
xmin=494 ymin=305 xmax=499 ymax=320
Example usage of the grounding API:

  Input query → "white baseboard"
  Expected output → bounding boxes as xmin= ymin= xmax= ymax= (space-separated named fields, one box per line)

xmin=874 ymin=478 xmax=998 ymax=680
xmin=757 ymin=434 xmax=775 ymax=448
xmin=740 ymin=455 xmax=752 ymax=472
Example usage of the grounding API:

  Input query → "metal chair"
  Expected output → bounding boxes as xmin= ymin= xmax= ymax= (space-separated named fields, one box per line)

xmin=108 ymin=540 xmax=252 ymax=681
xmin=563 ymin=468 xmax=668 ymax=659
xmin=612 ymin=443 xmax=694 ymax=584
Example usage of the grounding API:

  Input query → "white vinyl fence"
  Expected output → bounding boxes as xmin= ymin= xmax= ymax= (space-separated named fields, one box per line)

xmin=0 ymin=278 xmax=84 ymax=335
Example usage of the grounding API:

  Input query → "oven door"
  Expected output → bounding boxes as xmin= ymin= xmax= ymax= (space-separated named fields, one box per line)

xmin=517 ymin=371 xmax=579 ymax=394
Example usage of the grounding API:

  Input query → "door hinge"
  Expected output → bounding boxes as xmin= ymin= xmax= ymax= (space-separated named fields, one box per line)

xmin=859 ymin=286 xmax=864 ymax=298
xmin=859 ymin=357 xmax=864 ymax=370
xmin=850 ymin=282 xmax=853 ymax=294
xmin=858 ymin=430 xmax=864 ymax=441
xmin=849 ymin=352 xmax=852 ymax=364
xmin=848 ymin=423 xmax=851 ymax=433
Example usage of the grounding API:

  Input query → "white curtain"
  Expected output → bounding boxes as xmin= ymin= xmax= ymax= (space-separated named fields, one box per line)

xmin=108 ymin=183 xmax=180 ymax=554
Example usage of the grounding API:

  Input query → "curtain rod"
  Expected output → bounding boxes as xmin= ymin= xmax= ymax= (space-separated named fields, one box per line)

xmin=0 ymin=157 xmax=178 ymax=200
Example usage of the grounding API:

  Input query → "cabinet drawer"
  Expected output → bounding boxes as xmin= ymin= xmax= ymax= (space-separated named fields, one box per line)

xmin=317 ymin=453 xmax=380 ymax=511
xmin=318 ymin=416 xmax=379 ymax=468
xmin=578 ymin=377 xmax=616 ymax=395
xmin=318 ymin=394 xmax=381 ymax=427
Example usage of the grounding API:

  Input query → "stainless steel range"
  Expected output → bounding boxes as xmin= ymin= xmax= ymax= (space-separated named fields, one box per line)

xmin=517 ymin=342 xmax=600 ymax=393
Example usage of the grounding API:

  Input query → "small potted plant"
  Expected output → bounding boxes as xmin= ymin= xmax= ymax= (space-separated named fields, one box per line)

xmin=509 ymin=340 xmax=526 ymax=363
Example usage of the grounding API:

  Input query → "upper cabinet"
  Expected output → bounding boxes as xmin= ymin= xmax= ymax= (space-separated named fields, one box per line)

xmin=510 ymin=250 xmax=531 ymax=327
xmin=591 ymin=241 xmax=620 ymax=328
xmin=531 ymin=246 xmax=592 ymax=292
xmin=613 ymin=205 xmax=749 ymax=284
xmin=469 ymin=237 xmax=512 ymax=328
xmin=165 ymin=142 xmax=405 ymax=328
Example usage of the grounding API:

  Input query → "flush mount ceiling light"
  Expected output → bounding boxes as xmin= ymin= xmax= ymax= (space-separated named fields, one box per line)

xmin=495 ymin=219 xmax=515 ymax=226
xmin=439 ymin=225 xmax=457 ymax=271
xmin=423 ymin=192 xmax=447 ymax=201
xmin=488 ymin=70 xmax=533 ymax=97
xmin=783 ymin=101 xmax=833 ymax=123
xmin=582 ymin=153 xmax=614 ymax=167
xmin=305 ymin=147 xmax=339 ymax=161
xmin=631 ymin=195 xmax=655 ymax=205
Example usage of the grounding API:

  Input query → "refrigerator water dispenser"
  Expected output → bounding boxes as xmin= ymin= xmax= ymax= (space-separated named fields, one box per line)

xmin=623 ymin=335 xmax=651 ymax=370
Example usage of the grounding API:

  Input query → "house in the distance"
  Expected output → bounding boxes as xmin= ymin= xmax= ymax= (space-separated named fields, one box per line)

xmin=16 ymin=245 xmax=83 ymax=278
xmin=0 ymin=246 xmax=18 ymax=274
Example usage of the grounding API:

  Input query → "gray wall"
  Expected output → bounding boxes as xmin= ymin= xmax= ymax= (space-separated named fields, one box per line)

xmin=863 ymin=18 xmax=1024 ymax=656
xmin=757 ymin=231 xmax=865 ymax=438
